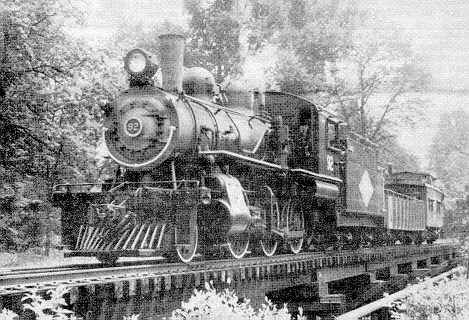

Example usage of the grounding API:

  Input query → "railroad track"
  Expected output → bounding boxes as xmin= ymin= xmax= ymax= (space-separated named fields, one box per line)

xmin=0 ymin=243 xmax=457 ymax=296
xmin=0 ymin=257 xmax=166 ymax=277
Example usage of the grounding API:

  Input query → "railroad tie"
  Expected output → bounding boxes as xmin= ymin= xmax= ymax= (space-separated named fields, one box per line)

xmin=70 ymin=286 xmax=79 ymax=305
xmin=155 ymin=277 xmax=162 ymax=292
xmin=165 ymin=275 xmax=172 ymax=291
xmin=129 ymin=280 xmax=136 ymax=296
xmin=115 ymin=281 xmax=124 ymax=300
xmin=175 ymin=275 xmax=183 ymax=289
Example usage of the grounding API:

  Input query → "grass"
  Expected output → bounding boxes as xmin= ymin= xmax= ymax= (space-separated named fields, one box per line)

xmin=0 ymin=248 xmax=97 ymax=269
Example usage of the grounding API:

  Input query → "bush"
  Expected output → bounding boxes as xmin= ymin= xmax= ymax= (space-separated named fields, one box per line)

xmin=166 ymin=281 xmax=305 ymax=320
xmin=391 ymin=273 xmax=469 ymax=319
xmin=0 ymin=282 xmax=305 ymax=320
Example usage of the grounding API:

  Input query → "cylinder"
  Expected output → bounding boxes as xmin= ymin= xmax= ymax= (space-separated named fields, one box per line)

xmin=158 ymin=34 xmax=185 ymax=93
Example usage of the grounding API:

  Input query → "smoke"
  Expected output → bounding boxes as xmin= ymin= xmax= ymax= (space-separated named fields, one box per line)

xmin=239 ymin=45 xmax=277 ymax=92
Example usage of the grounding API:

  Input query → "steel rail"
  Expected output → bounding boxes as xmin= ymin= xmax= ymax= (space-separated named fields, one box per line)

xmin=336 ymin=265 xmax=465 ymax=320
xmin=0 ymin=258 xmax=167 ymax=277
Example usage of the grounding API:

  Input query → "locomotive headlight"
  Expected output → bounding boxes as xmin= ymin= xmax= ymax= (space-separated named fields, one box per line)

xmin=127 ymin=51 xmax=146 ymax=73
xmin=124 ymin=48 xmax=159 ymax=80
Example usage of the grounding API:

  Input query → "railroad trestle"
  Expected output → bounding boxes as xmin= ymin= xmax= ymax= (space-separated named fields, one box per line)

xmin=0 ymin=244 xmax=458 ymax=319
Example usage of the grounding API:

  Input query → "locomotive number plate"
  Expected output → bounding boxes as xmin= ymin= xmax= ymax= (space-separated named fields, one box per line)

xmin=125 ymin=118 xmax=143 ymax=137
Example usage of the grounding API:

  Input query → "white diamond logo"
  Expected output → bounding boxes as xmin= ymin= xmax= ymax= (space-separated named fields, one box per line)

xmin=359 ymin=170 xmax=374 ymax=208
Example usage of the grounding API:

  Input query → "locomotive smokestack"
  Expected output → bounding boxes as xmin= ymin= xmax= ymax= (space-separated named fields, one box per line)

xmin=158 ymin=34 xmax=185 ymax=92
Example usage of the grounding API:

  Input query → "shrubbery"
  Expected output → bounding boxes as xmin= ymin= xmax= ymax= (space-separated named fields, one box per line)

xmin=391 ymin=272 xmax=469 ymax=319
xmin=167 ymin=281 xmax=305 ymax=320
xmin=0 ymin=282 xmax=305 ymax=320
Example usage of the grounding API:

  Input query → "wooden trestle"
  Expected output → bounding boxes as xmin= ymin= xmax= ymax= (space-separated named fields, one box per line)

xmin=0 ymin=244 xmax=459 ymax=319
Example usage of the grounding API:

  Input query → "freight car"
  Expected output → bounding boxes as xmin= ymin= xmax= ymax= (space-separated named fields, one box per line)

xmin=52 ymin=34 xmax=444 ymax=264
xmin=385 ymin=171 xmax=444 ymax=244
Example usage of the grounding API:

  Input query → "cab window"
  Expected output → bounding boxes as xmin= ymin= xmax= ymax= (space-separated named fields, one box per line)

xmin=326 ymin=119 xmax=342 ymax=151
xmin=428 ymin=199 xmax=434 ymax=212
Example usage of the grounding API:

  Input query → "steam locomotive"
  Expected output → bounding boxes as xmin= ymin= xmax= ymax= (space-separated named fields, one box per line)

xmin=52 ymin=34 xmax=444 ymax=265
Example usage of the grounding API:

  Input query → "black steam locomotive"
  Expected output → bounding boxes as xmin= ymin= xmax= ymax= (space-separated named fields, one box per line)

xmin=52 ymin=34 xmax=444 ymax=264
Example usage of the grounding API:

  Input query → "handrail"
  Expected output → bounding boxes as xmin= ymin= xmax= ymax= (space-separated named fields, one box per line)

xmin=53 ymin=180 xmax=200 ymax=193
xmin=336 ymin=266 xmax=465 ymax=320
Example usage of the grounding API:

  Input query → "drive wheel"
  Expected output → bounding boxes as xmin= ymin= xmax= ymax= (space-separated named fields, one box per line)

xmin=259 ymin=185 xmax=278 ymax=257
xmin=227 ymin=234 xmax=249 ymax=259
xmin=287 ymin=198 xmax=304 ymax=254
xmin=175 ymin=225 xmax=198 ymax=263
xmin=260 ymin=235 xmax=278 ymax=257
xmin=175 ymin=208 xmax=198 ymax=263
xmin=289 ymin=238 xmax=304 ymax=254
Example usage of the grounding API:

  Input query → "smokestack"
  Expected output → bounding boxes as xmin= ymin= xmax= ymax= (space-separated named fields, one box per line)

xmin=158 ymin=34 xmax=185 ymax=93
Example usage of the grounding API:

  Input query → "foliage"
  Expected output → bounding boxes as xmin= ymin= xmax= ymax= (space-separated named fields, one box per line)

xmin=184 ymin=0 xmax=245 ymax=82
xmin=113 ymin=20 xmax=185 ymax=55
xmin=1 ymin=0 xmax=124 ymax=184
xmin=326 ymin=21 xmax=431 ymax=144
xmin=0 ymin=284 xmax=140 ymax=319
xmin=379 ymin=137 xmax=420 ymax=172
xmin=166 ymin=281 xmax=305 ymax=320
xmin=428 ymin=109 xmax=469 ymax=200
xmin=0 ymin=0 xmax=125 ymax=250
xmin=0 ymin=308 xmax=18 ymax=320
xmin=0 ymin=188 xmax=44 ymax=251
xmin=21 ymin=285 xmax=76 ymax=320
xmin=0 ymin=282 xmax=304 ymax=320
xmin=272 ymin=0 xmax=362 ymax=94
xmin=248 ymin=1 xmax=430 ymax=165
xmin=428 ymin=109 xmax=469 ymax=235
xmin=391 ymin=273 xmax=469 ymax=320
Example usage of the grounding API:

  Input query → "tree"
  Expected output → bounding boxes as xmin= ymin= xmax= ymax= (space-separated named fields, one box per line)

xmin=391 ymin=273 xmax=469 ymax=319
xmin=272 ymin=0 xmax=362 ymax=94
xmin=0 ymin=0 xmax=125 ymax=250
xmin=113 ymin=20 xmax=185 ymax=54
xmin=379 ymin=138 xmax=420 ymax=172
xmin=325 ymin=22 xmax=431 ymax=144
xmin=184 ymin=0 xmax=245 ymax=82
xmin=428 ymin=109 xmax=469 ymax=200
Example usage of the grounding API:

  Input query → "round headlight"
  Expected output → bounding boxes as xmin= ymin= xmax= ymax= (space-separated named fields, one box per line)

xmin=124 ymin=48 xmax=159 ymax=81
xmin=127 ymin=51 xmax=146 ymax=73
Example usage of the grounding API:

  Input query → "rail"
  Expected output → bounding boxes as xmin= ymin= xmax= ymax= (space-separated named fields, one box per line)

xmin=336 ymin=265 xmax=465 ymax=320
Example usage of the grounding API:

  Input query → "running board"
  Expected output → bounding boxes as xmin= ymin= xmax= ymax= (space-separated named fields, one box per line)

xmin=271 ymin=228 xmax=305 ymax=239
xmin=63 ymin=249 xmax=163 ymax=258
